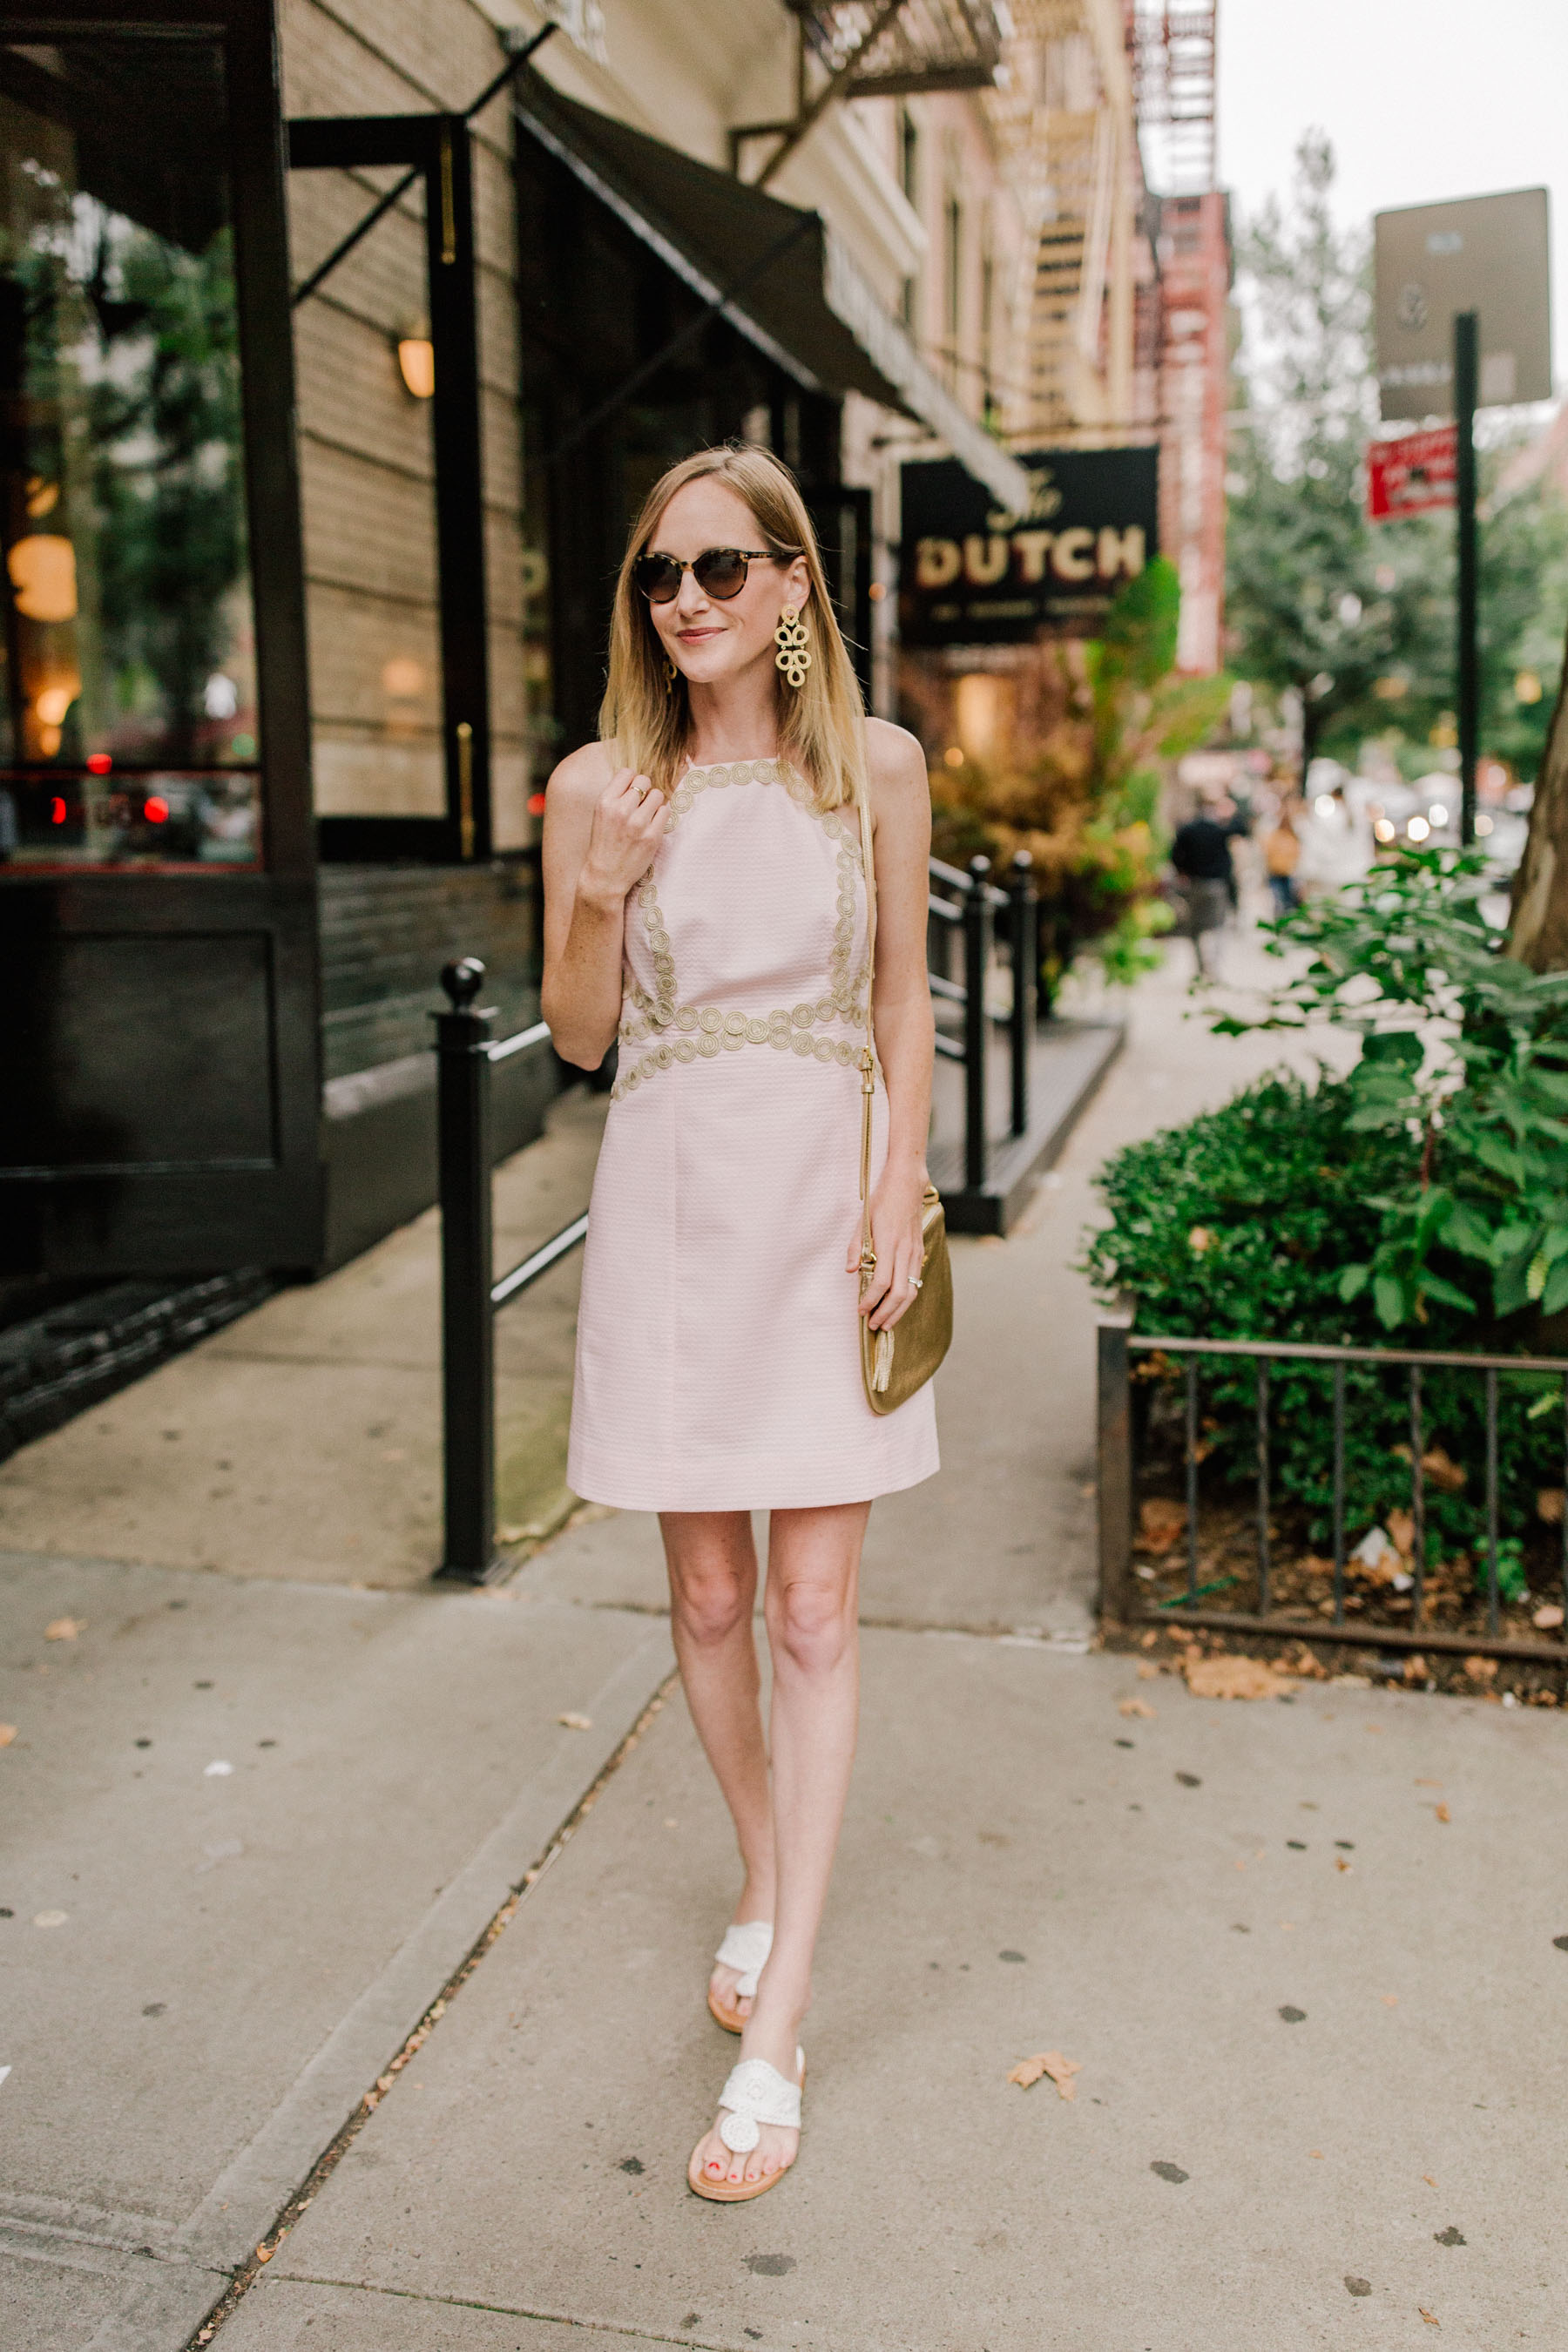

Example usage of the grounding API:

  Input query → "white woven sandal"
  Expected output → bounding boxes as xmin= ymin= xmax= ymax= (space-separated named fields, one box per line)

xmin=707 ymin=1919 xmax=773 ymax=2033
xmin=687 ymin=2048 xmax=806 ymax=2203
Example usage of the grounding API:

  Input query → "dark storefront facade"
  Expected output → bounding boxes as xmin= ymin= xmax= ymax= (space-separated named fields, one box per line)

xmin=1 ymin=5 xmax=995 ymax=1305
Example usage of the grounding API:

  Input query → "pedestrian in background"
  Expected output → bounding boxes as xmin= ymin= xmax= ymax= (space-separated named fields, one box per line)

xmin=1169 ymin=797 xmax=1235 ymax=977
xmin=1264 ymin=801 xmax=1302 ymax=917
xmin=540 ymin=445 xmax=940 ymax=2204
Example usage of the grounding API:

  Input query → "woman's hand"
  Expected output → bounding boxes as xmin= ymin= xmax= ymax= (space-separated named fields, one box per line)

xmin=848 ymin=1163 xmax=929 ymax=1332
xmin=578 ymin=767 xmax=669 ymax=908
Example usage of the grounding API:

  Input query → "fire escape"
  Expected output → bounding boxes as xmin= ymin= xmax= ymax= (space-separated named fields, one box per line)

xmin=1125 ymin=0 xmax=1226 ymax=671
xmin=731 ymin=2 xmax=1006 ymax=187
xmin=982 ymin=1 xmax=1134 ymax=437
xmin=730 ymin=2 xmax=1145 ymax=445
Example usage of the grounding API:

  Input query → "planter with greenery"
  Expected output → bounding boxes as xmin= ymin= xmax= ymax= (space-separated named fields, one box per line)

xmin=1083 ymin=848 xmax=1568 ymax=1631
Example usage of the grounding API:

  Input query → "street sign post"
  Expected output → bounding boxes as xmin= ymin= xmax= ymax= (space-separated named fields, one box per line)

xmin=1374 ymin=190 xmax=1552 ymax=843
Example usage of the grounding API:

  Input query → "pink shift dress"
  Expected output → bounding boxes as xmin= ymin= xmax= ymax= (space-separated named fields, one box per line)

xmin=567 ymin=755 xmax=941 ymax=1513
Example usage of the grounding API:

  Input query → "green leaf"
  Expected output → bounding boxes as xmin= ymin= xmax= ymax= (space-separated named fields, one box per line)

xmin=1495 ymin=1253 xmax=1534 ymax=1316
xmin=1361 ymin=1030 xmax=1424 ymax=1068
xmin=1373 ymin=1273 xmax=1408 ymax=1330
xmin=1442 ymin=1202 xmax=1497 ymax=1261
xmin=1543 ymin=1259 xmax=1568 ymax=1318
xmin=1416 ymin=1273 xmax=1477 ymax=1315
xmin=1337 ymin=1262 xmax=1370 ymax=1301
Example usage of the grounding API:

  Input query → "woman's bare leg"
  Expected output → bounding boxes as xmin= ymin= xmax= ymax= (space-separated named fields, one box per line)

xmin=692 ymin=1497 xmax=868 ymax=2189
xmin=660 ymin=1511 xmax=775 ymax=2021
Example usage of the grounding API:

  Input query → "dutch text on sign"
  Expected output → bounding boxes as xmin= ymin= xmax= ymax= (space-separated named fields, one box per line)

xmin=899 ymin=447 xmax=1159 ymax=645
xmin=915 ymin=526 xmax=1147 ymax=590
xmin=1367 ymin=426 xmax=1457 ymax=523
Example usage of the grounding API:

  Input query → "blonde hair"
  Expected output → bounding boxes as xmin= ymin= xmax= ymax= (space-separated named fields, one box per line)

xmin=598 ymin=443 xmax=867 ymax=813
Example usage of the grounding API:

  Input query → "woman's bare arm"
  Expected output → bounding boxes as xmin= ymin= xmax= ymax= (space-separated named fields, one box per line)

xmin=540 ymin=745 xmax=669 ymax=1069
xmin=848 ymin=719 xmax=936 ymax=1332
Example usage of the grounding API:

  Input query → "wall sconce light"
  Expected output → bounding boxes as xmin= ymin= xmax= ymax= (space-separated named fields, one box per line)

xmin=395 ymin=319 xmax=435 ymax=400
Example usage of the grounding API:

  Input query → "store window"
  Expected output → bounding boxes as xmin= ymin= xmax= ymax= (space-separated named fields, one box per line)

xmin=0 ymin=38 xmax=260 ymax=868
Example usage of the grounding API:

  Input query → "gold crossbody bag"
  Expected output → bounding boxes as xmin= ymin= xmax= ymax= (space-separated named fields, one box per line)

xmin=855 ymin=778 xmax=954 ymax=1414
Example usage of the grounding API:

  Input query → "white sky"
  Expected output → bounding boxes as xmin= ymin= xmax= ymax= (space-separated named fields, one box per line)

xmin=1215 ymin=0 xmax=1568 ymax=394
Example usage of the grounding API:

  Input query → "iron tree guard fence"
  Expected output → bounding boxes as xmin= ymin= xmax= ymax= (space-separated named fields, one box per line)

xmin=1097 ymin=1305 xmax=1568 ymax=1666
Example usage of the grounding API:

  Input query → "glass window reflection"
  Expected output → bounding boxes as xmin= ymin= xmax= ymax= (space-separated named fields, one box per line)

xmin=0 ymin=38 xmax=260 ymax=868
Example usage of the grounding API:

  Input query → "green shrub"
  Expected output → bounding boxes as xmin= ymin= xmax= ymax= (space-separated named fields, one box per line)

xmin=1081 ymin=1068 xmax=1565 ymax=1563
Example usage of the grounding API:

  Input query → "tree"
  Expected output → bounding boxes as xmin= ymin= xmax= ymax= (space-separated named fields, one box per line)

xmin=1226 ymin=134 xmax=1568 ymax=780
xmin=1508 ymin=640 xmax=1568 ymax=970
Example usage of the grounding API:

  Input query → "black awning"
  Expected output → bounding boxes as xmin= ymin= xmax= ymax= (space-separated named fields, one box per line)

xmin=512 ymin=71 xmax=906 ymax=412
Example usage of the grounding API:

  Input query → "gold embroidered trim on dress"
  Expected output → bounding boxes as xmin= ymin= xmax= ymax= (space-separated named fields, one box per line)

xmin=664 ymin=756 xmax=849 ymax=832
xmin=612 ymin=1023 xmax=870 ymax=1101
xmin=615 ymin=759 xmax=870 ymax=1090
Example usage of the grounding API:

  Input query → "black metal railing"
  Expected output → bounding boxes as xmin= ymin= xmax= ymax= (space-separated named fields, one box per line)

xmin=1097 ymin=1308 xmax=1568 ymax=1664
xmin=435 ymin=956 xmax=588 ymax=1582
xmin=929 ymin=849 xmax=1037 ymax=1195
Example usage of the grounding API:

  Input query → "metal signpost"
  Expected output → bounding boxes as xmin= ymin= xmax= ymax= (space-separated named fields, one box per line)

xmin=1373 ymin=189 xmax=1552 ymax=844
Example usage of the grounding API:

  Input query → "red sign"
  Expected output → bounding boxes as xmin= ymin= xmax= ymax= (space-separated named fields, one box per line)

xmin=1366 ymin=426 xmax=1458 ymax=522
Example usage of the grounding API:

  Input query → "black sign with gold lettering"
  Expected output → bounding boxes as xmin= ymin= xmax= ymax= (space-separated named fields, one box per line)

xmin=898 ymin=446 xmax=1159 ymax=645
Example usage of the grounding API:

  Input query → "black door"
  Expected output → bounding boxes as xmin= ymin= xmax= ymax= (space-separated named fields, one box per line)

xmin=0 ymin=4 xmax=321 ymax=1276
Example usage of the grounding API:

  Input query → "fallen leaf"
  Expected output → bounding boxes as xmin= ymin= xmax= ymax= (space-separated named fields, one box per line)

xmin=1119 ymin=1697 xmax=1156 ymax=1718
xmin=1415 ymin=1778 xmax=1443 ymax=1788
xmin=1007 ymin=2051 xmax=1080 ymax=2099
xmin=1187 ymin=1225 xmax=1213 ymax=1254
xmin=1381 ymin=1993 xmax=1398 ymax=2007
xmin=0 ymin=1725 xmax=17 ymax=1747
xmin=1418 ymin=2309 xmax=1439 ymax=2326
xmin=1435 ymin=1803 xmax=1450 ymax=1823
xmin=1139 ymin=1629 xmax=1159 ymax=1649
xmin=1422 ymin=1446 xmax=1466 ymax=1493
xmin=1309 ymin=2148 xmax=1324 ymax=2159
xmin=1137 ymin=1498 xmax=1186 ymax=1556
xmin=1137 ymin=1660 xmax=1160 ymax=1680
xmin=557 ymin=1713 xmax=592 ymax=1731
xmin=1386 ymin=1507 xmax=1415 ymax=1557
xmin=1538 ymin=1489 xmax=1565 ymax=1526
xmin=1185 ymin=1653 xmax=1290 ymax=1701
xmin=44 ymin=1618 xmax=84 ymax=1641
xmin=1423 ymin=2173 xmax=1438 ymax=2187
xmin=1335 ymin=1857 xmax=1353 ymax=1873
xmin=1462 ymin=1655 xmax=1498 ymax=1682
xmin=1533 ymin=1602 xmax=1565 ymax=1631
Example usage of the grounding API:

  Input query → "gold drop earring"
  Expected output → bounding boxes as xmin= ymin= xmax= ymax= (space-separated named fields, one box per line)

xmin=774 ymin=605 xmax=811 ymax=690
xmin=663 ymin=655 xmax=678 ymax=693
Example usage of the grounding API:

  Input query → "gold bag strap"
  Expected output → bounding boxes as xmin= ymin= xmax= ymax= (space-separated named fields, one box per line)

xmin=856 ymin=773 xmax=877 ymax=1270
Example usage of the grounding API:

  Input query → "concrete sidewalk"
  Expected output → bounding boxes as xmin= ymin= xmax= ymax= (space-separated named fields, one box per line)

xmin=0 ymin=1535 xmax=674 ymax=2352
xmin=225 ymin=1635 xmax=1566 ymax=2352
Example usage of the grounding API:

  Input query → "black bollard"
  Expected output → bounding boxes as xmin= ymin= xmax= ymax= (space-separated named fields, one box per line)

xmin=1007 ymin=850 xmax=1036 ymax=1139
xmin=435 ymin=956 xmax=499 ymax=1581
xmin=963 ymin=856 xmax=991 ymax=1193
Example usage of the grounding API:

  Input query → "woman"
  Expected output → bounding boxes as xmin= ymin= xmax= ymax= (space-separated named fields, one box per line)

xmin=540 ymin=445 xmax=939 ymax=2203
xmin=1263 ymin=798 xmax=1301 ymax=917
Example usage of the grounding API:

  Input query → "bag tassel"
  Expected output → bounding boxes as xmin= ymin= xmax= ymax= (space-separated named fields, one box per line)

xmin=873 ymin=1328 xmax=894 ymax=1393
